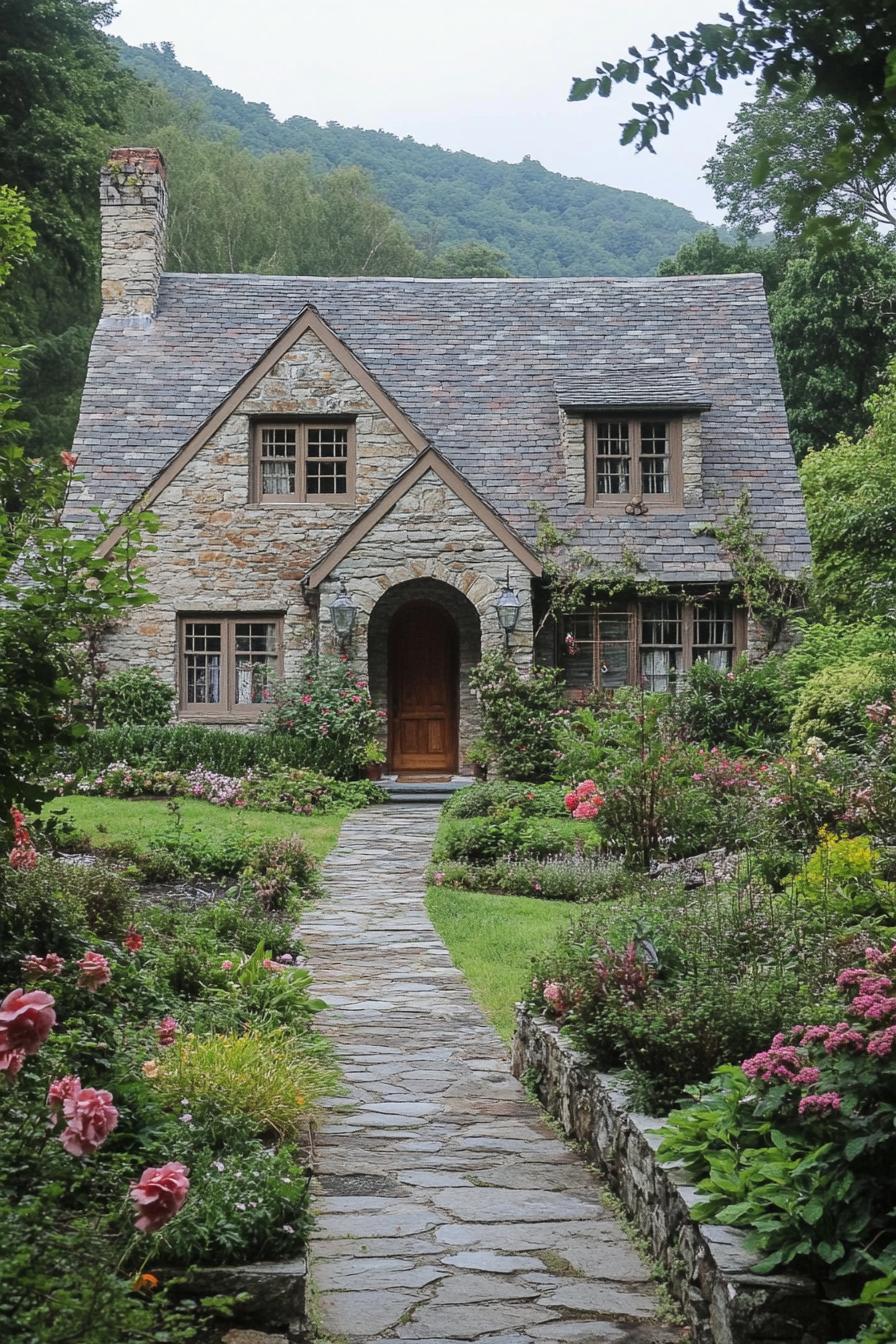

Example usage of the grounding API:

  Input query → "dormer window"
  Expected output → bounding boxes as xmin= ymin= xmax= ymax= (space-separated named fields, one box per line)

xmin=252 ymin=420 xmax=356 ymax=504
xmin=585 ymin=416 xmax=682 ymax=509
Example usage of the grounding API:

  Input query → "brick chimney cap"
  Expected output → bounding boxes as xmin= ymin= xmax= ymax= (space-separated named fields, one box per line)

xmin=106 ymin=147 xmax=167 ymax=176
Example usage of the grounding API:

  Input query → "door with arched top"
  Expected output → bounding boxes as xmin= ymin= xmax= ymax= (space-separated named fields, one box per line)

xmin=388 ymin=601 xmax=458 ymax=773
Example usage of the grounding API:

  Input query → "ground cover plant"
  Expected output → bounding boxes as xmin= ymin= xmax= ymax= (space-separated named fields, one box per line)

xmin=0 ymin=806 xmax=340 ymax=1343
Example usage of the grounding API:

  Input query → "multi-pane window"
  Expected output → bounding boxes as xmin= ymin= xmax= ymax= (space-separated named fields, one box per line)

xmin=255 ymin=422 xmax=353 ymax=502
xmin=180 ymin=616 xmax=282 ymax=717
xmin=562 ymin=598 xmax=741 ymax=694
xmin=586 ymin=416 xmax=681 ymax=506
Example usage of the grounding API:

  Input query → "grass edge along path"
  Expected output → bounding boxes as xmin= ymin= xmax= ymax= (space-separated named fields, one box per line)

xmin=425 ymin=884 xmax=576 ymax=1040
xmin=42 ymin=794 xmax=350 ymax=862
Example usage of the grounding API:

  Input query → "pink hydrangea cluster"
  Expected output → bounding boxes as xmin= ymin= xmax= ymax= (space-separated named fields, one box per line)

xmin=8 ymin=807 xmax=38 ymax=872
xmin=542 ymin=981 xmax=569 ymax=1017
xmin=867 ymin=1025 xmax=896 ymax=1057
xmin=742 ymin=1035 xmax=805 ymax=1083
xmin=564 ymin=780 xmax=605 ymax=822
xmin=798 ymin=1092 xmax=842 ymax=1116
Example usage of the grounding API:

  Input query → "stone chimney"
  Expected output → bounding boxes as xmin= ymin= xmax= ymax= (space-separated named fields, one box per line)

xmin=100 ymin=147 xmax=168 ymax=318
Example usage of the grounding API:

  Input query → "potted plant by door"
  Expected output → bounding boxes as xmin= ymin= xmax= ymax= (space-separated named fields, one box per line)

xmin=465 ymin=739 xmax=491 ymax=781
xmin=363 ymin=740 xmax=386 ymax=781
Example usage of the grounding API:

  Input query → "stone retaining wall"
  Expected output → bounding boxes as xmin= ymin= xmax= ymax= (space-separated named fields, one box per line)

xmin=511 ymin=1007 xmax=841 ymax=1344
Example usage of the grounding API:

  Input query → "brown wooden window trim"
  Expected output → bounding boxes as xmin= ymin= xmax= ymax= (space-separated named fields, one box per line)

xmin=177 ymin=614 xmax=283 ymax=720
xmin=560 ymin=597 xmax=745 ymax=695
xmin=584 ymin=415 xmax=683 ymax=510
xmin=250 ymin=419 xmax=357 ymax=506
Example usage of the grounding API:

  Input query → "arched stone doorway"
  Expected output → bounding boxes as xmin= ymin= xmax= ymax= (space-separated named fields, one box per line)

xmin=367 ymin=579 xmax=482 ymax=775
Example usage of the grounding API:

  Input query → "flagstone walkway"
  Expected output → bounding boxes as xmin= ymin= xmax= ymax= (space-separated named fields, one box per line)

xmin=301 ymin=805 xmax=685 ymax=1344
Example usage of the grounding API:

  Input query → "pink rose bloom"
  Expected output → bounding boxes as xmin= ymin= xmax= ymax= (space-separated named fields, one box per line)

xmin=77 ymin=952 xmax=111 ymax=992
xmin=157 ymin=1016 xmax=178 ymax=1048
xmin=21 ymin=953 xmax=65 ymax=978
xmin=572 ymin=801 xmax=598 ymax=821
xmin=47 ymin=1074 xmax=82 ymax=1122
xmin=575 ymin=780 xmax=597 ymax=799
xmin=130 ymin=1161 xmax=191 ymax=1232
xmin=0 ymin=1044 xmax=25 ymax=1077
xmin=433 ymin=871 xmax=445 ymax=886
xmin=798 ymin=1092 xmax=842 ymax=1117
xmin=0 ymin=988 xmax=56 ymax=1055
xmin=59 ymin=1086 xmax=119 ymax=1157
xmin=220 ymin=960 xmax=234 ymax=971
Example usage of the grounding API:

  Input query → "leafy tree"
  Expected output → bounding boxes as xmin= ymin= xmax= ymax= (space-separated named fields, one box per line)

xmin=570 ymin=2 xmax=896 ymax=229
xmin=706 ymin=79 xmax=896 ymax=235
xmin=0 ymin=187 xmax=157 ymax=821
xmin=659 ymin=228 xmax=896 ymax=456
xmin=800 ymin=359 xmax=896 ymax=617
xmin=0 ymin=0 xmax=128 ymax=456
xmin=427 ymin=241 xmax=511 ymax=278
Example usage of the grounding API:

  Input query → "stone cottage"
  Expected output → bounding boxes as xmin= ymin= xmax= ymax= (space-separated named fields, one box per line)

xmin=68 ymin=147 xmax=810 ymax=775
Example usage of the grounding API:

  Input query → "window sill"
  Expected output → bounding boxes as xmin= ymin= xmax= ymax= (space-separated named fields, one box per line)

xmin=177 ymin=711 xmax=266 ymax=724
xmin=249 ymin=499 xmax=357 ymax=509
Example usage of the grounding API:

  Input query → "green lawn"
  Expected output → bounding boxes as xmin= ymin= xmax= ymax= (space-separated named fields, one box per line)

xmin=42 ymin=795 xmax=349 ymax=862
xmin=426 ymin=885 xmax=576 ymax=1040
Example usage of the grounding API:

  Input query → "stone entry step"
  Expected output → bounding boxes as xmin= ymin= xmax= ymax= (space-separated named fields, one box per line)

xmin=373 ymin=776 xmax=473 ymax=804
xmin=299 ymin=804 xmax=685 ymax=1344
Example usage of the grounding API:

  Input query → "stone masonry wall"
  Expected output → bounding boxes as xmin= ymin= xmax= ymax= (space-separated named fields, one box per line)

xmin=513 ymin=1009 xmax=839 ymax=1344
xmin=100 ymin=148 xmax=168 ymax=319
xmin=102 ymin=328 xmax=422 ymax=712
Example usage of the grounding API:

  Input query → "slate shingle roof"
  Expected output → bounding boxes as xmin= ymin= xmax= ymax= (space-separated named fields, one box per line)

xmin=69 ymin=273 xmax=811 ymax=582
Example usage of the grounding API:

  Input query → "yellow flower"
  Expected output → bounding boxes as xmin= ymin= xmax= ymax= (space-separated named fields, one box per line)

xmin=295 ymin=1092 xmax=306 ymax=1107
xmin=142 ymin=1060 xmax=160 ymax=1079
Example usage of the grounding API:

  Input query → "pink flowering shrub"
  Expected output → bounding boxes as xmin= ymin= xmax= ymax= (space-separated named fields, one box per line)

xmin=185 ymin=766 xmax=245 ymax=807
xmin=563 ymin=779 xmax=605 ymax=822
xmin=8 ymin=807 xmax=38 ymax=872
xmin=262 ymin=656 xmax=384 ymax=779
xmin=661 ymin=942 xmax=896 ymax=1278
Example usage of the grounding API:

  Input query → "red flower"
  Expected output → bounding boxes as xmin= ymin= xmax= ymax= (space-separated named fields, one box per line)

xmin=0 ymin=988 xmax=56 ymax=1055
xmin=9 ymin=843 xmax=38 ymax=871
xmin=123 ymin=927 xmax=144 ymax=954
xmin=130 ymin=1162 xmax=191 ymax=1232
xmin=156 ymin=1016 xmax=178 ymax=1048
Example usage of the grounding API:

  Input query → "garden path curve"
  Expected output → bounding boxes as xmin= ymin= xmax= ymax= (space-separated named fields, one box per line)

xmin=301 ymin=804 xmax=683 ymax=1344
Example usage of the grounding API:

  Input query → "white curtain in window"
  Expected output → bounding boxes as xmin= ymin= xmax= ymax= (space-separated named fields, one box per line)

xmin=641 ymin=650 xmax=672 ymax=692
xmin=262 ymin=461 xmax=293 ymax=494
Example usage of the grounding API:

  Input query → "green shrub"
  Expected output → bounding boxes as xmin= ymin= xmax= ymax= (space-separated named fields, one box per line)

xmin=95 ymin=667 xmax=175 ymax=726
xmin=469 ymin=652 xmax=567 ymax=782
xmin=671 ymin=655 xmax=790 ymax=750
xmin=792 ymin=655 xmax=896 ymax=749
xmin=553 ymin=689 xmax=671 ymax=785
xmin=437 ymin=812 xmax=597 ymax=865
xmin=242 ymin=765 xmax=378 ymax=814
xmin=70 ymin=723 xmax=315 ymax=776
xmin=262 ymin=657 xmax=382 ymax=778
xmin=781 ymin=617 xmax=896 ymax=695
xmin=442 ymin=781 xmax=565 ymax=819
xmin=788 ymin=831 xmax=896 ymax=921
xmin=436 ymin=853 xmax=635 ymax=903
xmin=241 ymin=834 xmax=318 ymax=912
xmin=0 ymin=861 xmax=90 ymax=979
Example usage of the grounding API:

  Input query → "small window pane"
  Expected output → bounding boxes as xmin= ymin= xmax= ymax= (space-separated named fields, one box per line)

xmin=693 ymin=600 xmax=735 ymax=671
xmin=306 ymin=425 xmax=349 ymax=497
xmin=640 ymin=421 xmax=670 ymax=495
xmin=563 ymin=614 xmax=594 ymax=689
xmin=597 ymin=611 xmax=631 ymax=690
xmin=594 ymin=421 xmax=630 ymax=495
xmin=640 ymin=600 xmax=682 ymax=648
xmin=184 ymin=622 xmax=222 ymax=704
xmin=234 ymin=622 xmax=278 ymax=704
xmin=640 ymin=648 xmax=678 ymax=692
xmin=260 ymin=427 xmax=297 ymax=496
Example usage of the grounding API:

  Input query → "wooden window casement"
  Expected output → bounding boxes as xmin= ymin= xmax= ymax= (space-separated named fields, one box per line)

xmin=252 ymin=420 xmax=356 ymax=504
xmin=561 ymin=598 xmax=744 ymax=693
xmin=585 ymin=416 xmax=683 ymax=509
xmin=179 ymin=615 xmax=283 ymax=719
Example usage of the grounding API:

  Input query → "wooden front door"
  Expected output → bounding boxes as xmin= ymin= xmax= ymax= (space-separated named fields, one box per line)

xmin=389 ymin=601 xmax=458 ymax=774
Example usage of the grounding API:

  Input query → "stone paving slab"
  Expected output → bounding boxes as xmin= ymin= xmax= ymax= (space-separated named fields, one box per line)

xmin=301 ymin=806 xmax=686 ymax=1344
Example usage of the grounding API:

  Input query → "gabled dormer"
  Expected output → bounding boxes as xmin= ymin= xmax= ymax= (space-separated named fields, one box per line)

xmin=558 ymin=373 xmax=711 ymax=512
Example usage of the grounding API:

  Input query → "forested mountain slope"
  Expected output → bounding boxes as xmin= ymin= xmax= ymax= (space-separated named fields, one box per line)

xmin=116 ymin=39 xmax=712 ymax=278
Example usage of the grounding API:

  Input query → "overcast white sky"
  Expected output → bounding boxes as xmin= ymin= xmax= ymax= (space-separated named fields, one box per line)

xmin=106 ymin=0 xmax=751 ymax=224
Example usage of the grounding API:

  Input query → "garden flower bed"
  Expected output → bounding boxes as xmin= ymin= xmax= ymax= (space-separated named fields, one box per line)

xmin=0 ymin=804 xmax=340 ymax=1343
